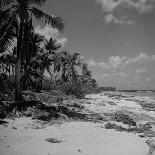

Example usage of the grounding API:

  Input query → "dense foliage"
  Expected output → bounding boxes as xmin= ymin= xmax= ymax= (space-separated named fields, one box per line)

xmin=0 ymin=0 xmax=98 ymax=107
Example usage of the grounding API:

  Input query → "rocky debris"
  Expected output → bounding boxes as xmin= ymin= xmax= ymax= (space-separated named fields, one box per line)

xmin=105 ymin=122 xmax=128 ymax=132
xmin=45 ymin=138 xmax=63 ymax=143
xmin=139 ymin=102 xmax=155 ymax=111
xmin=106 ymin=101 xmax=117 ymax=106
xmin=0 ymin=90 xmax=106 ymax=123
xmin=138 ymin=122 xmax=152 ymax=132
xmin=114 ymin=112 xmax=136 ymax=127
xmin=0 ymin=119 xmax=8 ymax=124
xmin=139 ymin=130 xmax=155 ymax=138
xmin=104 ymin=122 xmax=155 ymax=137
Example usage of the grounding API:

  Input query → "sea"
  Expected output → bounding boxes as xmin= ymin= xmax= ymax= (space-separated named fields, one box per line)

xmin=118 ymin=91 xmax=155 ymax=99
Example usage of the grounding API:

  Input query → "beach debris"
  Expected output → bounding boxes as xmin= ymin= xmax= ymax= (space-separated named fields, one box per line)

xmin=138 ymin=122 xmax=152 ymax=132
xmin=105 ymin=122 xmax=128 ymax=132
xmin=114 ymin=113 xmax=136 ymax=128
xmin=139 ymin=102 xmax=155 ymax=111
xmin=77 ymin=149 xmax=83 ymax=153
xmin=146 ymin=139 xmax=155 ymax=155
xmin=106 ymin=101 xmax=117 ymax=106
xmin=139 ymin=130 xmax=155 ymax=138
xmin=45 ymin=138 xmax=63 ymax=143
xmin=12 ymin=126 xmax=17 ymax=130
xmin=0 ymin=120 xmax=8 ymax=124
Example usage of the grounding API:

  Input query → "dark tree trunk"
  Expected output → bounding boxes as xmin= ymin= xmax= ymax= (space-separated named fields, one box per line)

xmin=15 ymin=21 xmax=24 ymax=101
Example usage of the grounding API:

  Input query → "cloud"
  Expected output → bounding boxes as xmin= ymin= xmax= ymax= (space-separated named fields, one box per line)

xmin=126 ymin=0 xmax=155 ymax=14
xmin=87 ymin=52 xmax=155 ymax=71
xmin=117 ymin=72 xmax=128 ymax=78
xmin=95 ymin=0 xmax=155 ymax=13
xmin=86 ymin=58 xmax=97 ymax=66
xmin=109 ymin=55 xmax=127 ymax=68
xmin=136 ymin=68 xmax=146 ymax=73
xmin=131 ymin=52 xmax=149 ymax=63
xmin=93 ymin=0 xmax=155 ymax=24
xmin=104 ymin=14 xmax=134 ymax=24
xmin=35 ymin=25 xmax=68 ymax=47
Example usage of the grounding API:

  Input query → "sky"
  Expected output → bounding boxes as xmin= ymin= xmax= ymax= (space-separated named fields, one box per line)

xmin=35 ymin=0 xmax=155 ymax=90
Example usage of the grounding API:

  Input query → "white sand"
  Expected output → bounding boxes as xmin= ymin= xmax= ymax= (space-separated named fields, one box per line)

xmin=1 ymin=92 xmax=155 ymax=155
xmin=0 ymin=119 xmax=149 ymax=155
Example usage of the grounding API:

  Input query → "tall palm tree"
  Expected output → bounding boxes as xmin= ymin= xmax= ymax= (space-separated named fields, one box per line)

xmin=0 ymin=0 xmax=64 ymax=101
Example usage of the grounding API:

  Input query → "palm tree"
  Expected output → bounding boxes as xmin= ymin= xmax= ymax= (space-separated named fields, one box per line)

xmin=0 ymin=0 xmax=64 ymax=101
xmin=22 ymin=35 xmax=62 ymax=92
xmin=60 ymin=51 xmax=82 ymax=83
xmin=21 ymin=31 xmax=45 ymax=90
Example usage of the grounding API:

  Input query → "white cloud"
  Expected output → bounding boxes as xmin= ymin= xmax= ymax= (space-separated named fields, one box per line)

xmin=132 ymin=52 xmax=149 ymax=63
xmin=93 ymin=0 xmax=155 ymax=24
xmin=104 ymin=14 xmax=134 ymax=24
xmin=127 ymin=0 xmax=155 ymax=14
xmin=109 ymin=55 xmax=127 ymax=68
xmin=95 ymin=0 xmax=155 ymax=13
xmin=35 ymin=25 xmax=68 ymax=47
xmin=86 ymin=58 xmax=97 ymax=66
xmin=98 ymin=61 xmax=110 ymax=69
xmin=87 ymin=53 xmax=155 ymax=70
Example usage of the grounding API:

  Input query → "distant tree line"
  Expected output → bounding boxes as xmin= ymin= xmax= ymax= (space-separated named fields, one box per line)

xmin=99 ymin=87 xmax=116 ymax=91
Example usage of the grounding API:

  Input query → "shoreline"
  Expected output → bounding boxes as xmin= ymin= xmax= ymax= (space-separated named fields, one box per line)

xmin=0 ymin=91 xmax=155 ymax=155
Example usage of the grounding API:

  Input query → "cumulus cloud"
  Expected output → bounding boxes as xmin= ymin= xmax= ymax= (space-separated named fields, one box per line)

xmin=93 ymin=0 xmax=155 ymax=24
xmin=104 ymin=14 xmax=134 ymax=24
xmin=109 ymin=56 xmax=127 ymax=68
xmin=95 ymin=0 xmax=155 ymax=13
xmin=86 ymin=52 xmax=155 ymax=87
xmin=132 ymin=52 xmax=149 ymax=63
xmin=87 ymin=52 xmax=155 ymax=69
xmin=86 ymin=58 xmax=97 ymax=66
xmin=35 ymin=25 xmax=68 ymax=47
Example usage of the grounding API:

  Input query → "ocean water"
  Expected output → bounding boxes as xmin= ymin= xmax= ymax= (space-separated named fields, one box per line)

xmin=123 ymin=91 xmax=155 ymax=98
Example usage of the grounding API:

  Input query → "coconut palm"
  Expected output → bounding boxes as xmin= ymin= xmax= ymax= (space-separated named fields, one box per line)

xmin=21 ymin=31 xmax=45 ymax=90
xmin=60 ymin=51 xmax=82 ymax=83
xmin=31 ymin=37 xmax=62 ymax=80
xmin=0 ymin=0 xmax=64 ymax=101
xmin=21 ymin=34 xmax=62 ymax=91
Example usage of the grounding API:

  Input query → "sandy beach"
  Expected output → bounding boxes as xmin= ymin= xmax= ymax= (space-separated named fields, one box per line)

xmin=0 ymin=92 xmax=155 ymax=155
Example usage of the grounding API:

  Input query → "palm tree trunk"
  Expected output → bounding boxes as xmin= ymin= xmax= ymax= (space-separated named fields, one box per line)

xmin=15 ymin=21 xmax=24 ymax=101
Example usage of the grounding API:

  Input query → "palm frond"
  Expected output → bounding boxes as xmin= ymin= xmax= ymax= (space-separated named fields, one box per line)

xmin=30 ymin=7 xmax=64 ymax=31
xmin=0 ymin=16 xmax=17 ymax=52
xmin=46 ymin=37 xmax=61 ymax=51
xmin=72 ymin=52 xmax=80 ymax=62
xmin=0 ymin=6 xmax=17 ymax=24
xmin=0 ymin=0 xmax=15 ymax=7
xmin=27 ymin=0 xmax=46 ymax=6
